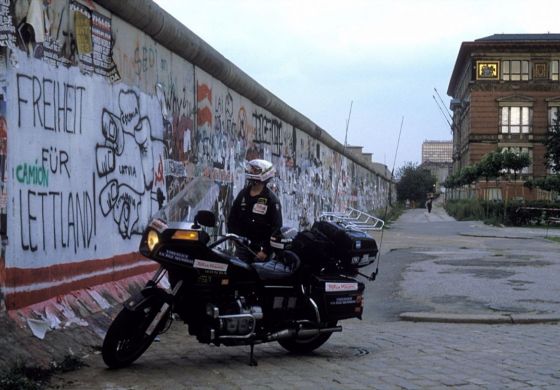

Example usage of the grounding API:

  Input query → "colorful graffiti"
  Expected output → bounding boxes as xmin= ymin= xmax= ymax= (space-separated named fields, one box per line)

xmin=0 ymin=1 xmax=391 ymax=312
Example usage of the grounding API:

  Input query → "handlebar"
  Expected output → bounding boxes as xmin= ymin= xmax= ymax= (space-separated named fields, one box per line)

xmin=208 ymin=233 xmax=258 ymax=258
xmin=208 ymin=233 xmax=249 ymax=248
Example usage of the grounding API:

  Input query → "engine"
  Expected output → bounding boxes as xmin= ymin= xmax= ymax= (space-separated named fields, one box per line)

xmin=203 ymin=298 xmax=263 ymax=344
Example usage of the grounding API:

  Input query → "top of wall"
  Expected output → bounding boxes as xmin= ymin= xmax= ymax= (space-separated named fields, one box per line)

xmin=94 ymin=0 xmax=391 ymax=181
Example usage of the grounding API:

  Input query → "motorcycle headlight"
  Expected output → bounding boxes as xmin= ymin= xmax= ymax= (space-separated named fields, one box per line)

xmin=147 ymin=229 xmax=160 ymax=252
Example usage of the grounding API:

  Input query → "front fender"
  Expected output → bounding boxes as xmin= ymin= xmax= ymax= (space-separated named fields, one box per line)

xmin=123 ymin=286 xmax=172 ymax=312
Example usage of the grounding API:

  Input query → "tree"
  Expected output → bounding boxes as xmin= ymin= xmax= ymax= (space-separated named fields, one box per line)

xmin=478 ymin=150 xmax=503 ymax=183
xmin=443 ymin=172 xmax=459 ymax=189
xmin=396 ymin=162 xmax=437 ymax=204
xmin=458 ymin=165 xmax=479 ymax=186
xmin=502 ymin=150 xmax=531 ymax=181
xmin=545 ymin=108 xmax=560 ymax=173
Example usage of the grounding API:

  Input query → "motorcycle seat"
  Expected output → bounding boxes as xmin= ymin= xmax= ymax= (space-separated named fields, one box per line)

xmin=251 ymin=250 xmax=301 ymax=281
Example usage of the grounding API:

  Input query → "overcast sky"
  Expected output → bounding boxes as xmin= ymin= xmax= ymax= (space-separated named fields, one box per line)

xmin=154 ymin=0 xmax=560 ymax=170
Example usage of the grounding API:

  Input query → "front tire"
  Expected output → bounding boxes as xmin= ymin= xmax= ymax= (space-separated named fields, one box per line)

xmin=102 ymin=300 xmax=170 ymax=368
xmin=278 ymin=321 xmax=337 ymax=353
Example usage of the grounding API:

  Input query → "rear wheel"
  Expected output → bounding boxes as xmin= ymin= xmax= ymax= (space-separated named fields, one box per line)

xmin=278 ymin=321 xmax=337 ymax=353
xmin=102 ymin=299 xmax=170 ymax=368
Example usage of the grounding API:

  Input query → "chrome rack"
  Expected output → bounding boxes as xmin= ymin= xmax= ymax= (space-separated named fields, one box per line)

xmin=319 ymin=207 xmax=384 ymax=232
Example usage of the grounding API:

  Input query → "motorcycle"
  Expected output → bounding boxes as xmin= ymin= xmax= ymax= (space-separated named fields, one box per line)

xmin=102 ymin=209 xmax=379 ymax=368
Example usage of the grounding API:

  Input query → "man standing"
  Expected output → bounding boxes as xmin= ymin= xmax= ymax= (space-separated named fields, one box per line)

xmin=227 ymin=159 xmax=283 ymax=261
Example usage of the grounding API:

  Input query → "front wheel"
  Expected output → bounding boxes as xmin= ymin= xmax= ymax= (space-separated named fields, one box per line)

xmin=278 ymin=321 xmax=337 ymax=354
xmin=102 ymin=299 xmax=170 ymax=368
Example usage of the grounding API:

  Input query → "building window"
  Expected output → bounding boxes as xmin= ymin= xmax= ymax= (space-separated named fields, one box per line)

xmin=549 ymin=106 xmax=560 ymax=131
xmin=552 ymin=60 xmax=559 ymax=81
xmin=547 ymin=104 xmax=560 ymax=173
xmin=500 ymin=106 xmax=532 ymax=133
xmin=501 ymin=60 xmax=529 ymax=81
xmin=501 ymin=146 xmax=532 ymax=174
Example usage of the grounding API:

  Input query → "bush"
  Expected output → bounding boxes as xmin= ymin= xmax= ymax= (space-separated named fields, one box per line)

xmin=444 ymin=199 xmax=485 ymax=221
xmin=444 ymin=199 xmax=560 ymax=226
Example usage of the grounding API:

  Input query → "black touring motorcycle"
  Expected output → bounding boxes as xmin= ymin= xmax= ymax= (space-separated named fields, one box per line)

xmin=102 ymin=209 xmax=379 ymax=367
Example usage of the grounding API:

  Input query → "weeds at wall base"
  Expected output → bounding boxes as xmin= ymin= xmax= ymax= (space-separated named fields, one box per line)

xmin=377 ymin=204 xmax=404 ymax=227
xmin=0 ymin=355 xmax=86 ymax=390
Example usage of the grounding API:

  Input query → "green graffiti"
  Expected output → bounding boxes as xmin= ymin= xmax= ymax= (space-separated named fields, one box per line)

xmin=16 ymin=161 xmax=49 ymax=187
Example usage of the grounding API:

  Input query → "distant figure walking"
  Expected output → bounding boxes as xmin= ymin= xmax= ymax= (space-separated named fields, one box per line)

xmin=426 ymin=197 xmax=433 ymax=213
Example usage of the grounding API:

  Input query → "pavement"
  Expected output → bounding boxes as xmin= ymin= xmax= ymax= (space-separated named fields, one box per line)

xmin=381 ymin=196 xmax=560 ymax=325
xmin=48 ymin=320 xmax=560 ymax=389
xmin=45 ymin=198 xmax=560 ymax=389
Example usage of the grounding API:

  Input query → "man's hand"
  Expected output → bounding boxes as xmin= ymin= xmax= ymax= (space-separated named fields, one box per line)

xmin=255 ymin=251 xmax=268 ymax=261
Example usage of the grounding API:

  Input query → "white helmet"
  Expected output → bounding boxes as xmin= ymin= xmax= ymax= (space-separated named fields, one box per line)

xmin=245 ymin=159 xmax=275 ymax=183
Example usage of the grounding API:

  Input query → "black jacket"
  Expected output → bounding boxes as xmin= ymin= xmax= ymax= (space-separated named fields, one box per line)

xmin=227 ymin=185 xmax=283 ymax=256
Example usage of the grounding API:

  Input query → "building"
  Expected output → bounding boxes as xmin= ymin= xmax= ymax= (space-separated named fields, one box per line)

xmin=447 ymin=34 xmax=560 ymax=179
xmin=421 ymin=140 xmax=453 ymax=189
xmin=422 ymin=140 xmax=453 ymax=164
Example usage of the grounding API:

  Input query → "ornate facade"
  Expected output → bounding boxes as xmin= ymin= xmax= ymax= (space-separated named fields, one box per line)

xmin=447 ymin=34 xmax=560 ymax=178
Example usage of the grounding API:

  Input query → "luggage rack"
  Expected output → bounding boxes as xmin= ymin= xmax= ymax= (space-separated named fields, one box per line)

xmin=319 ymin=207 xmax=384 ymax=232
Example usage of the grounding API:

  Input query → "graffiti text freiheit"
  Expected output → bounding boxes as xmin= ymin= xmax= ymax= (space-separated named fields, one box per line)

xmin=16 ymin=73 xmax=86 ymax=134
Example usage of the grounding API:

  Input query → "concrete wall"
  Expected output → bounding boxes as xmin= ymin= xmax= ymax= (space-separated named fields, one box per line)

xmin=0 ymin=0 xmax=392 ymax=315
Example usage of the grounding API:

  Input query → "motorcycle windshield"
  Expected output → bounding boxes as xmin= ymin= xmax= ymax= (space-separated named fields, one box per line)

xmin=151 ymin=175 xmax=219 ymax=225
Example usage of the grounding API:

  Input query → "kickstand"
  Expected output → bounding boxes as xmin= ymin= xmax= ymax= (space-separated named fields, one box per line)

xmin=249 ymin=343 xmax=258 ymax=366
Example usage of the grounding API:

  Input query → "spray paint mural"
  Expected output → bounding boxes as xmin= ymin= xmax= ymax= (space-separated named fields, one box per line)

xmin=0 ymin=0 xmax=392 ymax=313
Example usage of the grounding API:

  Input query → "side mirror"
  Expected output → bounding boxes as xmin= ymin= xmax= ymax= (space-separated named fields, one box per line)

xmin=194 ymin=210 xmax=216 ymax=228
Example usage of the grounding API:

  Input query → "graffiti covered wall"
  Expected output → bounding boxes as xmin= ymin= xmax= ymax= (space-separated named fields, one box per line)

xmin=0 ymin=0 xmax=392 ymax=312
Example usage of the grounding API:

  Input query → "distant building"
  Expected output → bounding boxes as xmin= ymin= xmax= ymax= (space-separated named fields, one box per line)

xmin=422 ymin=140 xmax=453 ymax=164
xmin=421 ymin=140 xmax=452 ymax=191
xmin=447 ymin=33 xmax=560 ymax=177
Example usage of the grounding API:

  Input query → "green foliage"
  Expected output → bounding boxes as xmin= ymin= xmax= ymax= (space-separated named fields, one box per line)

xmin=478 ymin=150 xmax=503 ymax=182
xmin=524 ymin=175 xmax=560 ymax=192
xmin=443 ymin=199 xmax=485 ymax=221
xmin=379 ymin=203 xmax=405 ymax=227
xmin=459 ymin=165 xmax=478 ymax=185
xmin=445 ymin=199 xmax=560 ymax=226
xmin=396 ymin=162 xmax=436 ymax=204
xmin=502 ymin=150 xmax=531 ymax=181
xmin=444 ymin=149 xmax=532 ymax=189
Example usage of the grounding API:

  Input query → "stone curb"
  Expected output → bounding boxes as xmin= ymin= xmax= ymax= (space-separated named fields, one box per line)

xmin=399 ymin=312 xmax=560 ymax=324
xmin=459 ymin=233 xmax=533 ymax=240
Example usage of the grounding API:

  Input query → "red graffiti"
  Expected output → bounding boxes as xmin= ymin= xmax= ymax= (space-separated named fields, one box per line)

xmin=155 ymin=155 xmax=164 ymax=185
xmin=197 ymin=83 xmax=212 ymax=103
xmin=197 ymin=107 xmax=212 ymax=127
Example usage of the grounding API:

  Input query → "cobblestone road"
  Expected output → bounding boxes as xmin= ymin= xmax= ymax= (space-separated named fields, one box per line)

xmin=48 ymin=201 xmax=560 ymax=389
xmin=49 ymin=319 xmax=560 ymax=389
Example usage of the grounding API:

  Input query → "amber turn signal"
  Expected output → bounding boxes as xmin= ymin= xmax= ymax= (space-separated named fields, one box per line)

xmin=172 ymin=230 xmax=199 ymax=241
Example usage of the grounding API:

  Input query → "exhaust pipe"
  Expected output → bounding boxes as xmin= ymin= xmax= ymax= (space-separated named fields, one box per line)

xmin=297 ymin=326 xmax=342 ymax=338
xmin=268 ymin=326 xmax=342 ymax=341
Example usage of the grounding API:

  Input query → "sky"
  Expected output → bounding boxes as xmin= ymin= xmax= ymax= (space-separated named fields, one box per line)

xmin=153 ymin=0 xmax=560 ymax=170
